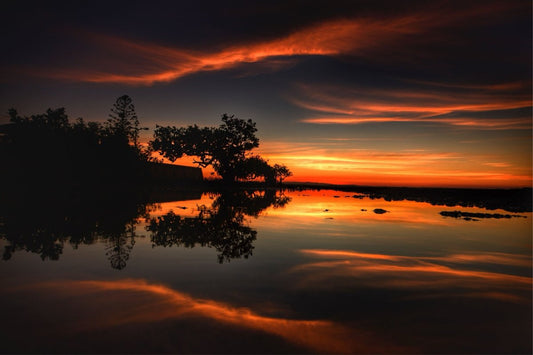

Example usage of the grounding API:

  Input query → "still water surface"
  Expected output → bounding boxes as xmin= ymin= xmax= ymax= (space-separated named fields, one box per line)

xmin=1 ymin=189 xmax=531 ymax=353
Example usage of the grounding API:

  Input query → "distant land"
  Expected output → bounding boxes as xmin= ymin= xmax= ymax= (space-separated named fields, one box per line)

xmin=283 ymin=182 xmax=532 ymax=213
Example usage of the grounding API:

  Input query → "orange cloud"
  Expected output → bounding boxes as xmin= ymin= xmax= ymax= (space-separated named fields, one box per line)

xmin=292 ymin=82 xmax=532 ymax=130
xmin=34 ymin=19 xmax=364 ymax=85
xmin=31 ymin=3 xmax=524 ymax=85
xmin=301 ymin=117 xmax=531 ymax=130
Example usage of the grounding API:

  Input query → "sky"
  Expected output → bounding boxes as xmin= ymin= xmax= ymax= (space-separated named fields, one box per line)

xmin=1 ymin=0 xmax=531 ymax=188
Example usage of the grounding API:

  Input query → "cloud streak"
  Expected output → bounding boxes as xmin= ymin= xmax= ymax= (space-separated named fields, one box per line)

xmin=28 ymin=2 xmax=525 ymax=86
xmin=293 ymin=82 xmax=532 ymax=130
xmin=258 ymin=140 xmax=531 ymax=187
xmin=31 ymin=20 xmax=366 ymax=85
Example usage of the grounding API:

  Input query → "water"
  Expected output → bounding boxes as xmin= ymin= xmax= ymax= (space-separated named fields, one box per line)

xmin=1 ymin=189 xmax=531 ymax=353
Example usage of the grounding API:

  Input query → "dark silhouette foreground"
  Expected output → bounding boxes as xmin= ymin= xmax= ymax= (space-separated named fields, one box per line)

xmin=151 ymin=114 xmax=291 ymax=184
xmin=1 ymin=101 xmax=291 ymax=188
xmin=1 ymin=97 xmax=151 ymax=187
xmin=0 ymin=186 xmax=290 ymax=269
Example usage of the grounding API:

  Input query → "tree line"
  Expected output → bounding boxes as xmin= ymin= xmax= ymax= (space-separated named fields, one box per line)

xmin=0 ymin=95 xmax=291 ymax=186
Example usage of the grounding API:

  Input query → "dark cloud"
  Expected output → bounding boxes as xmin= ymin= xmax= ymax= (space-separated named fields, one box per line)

xmin=1 ymin=0 xmax=531 ymax=187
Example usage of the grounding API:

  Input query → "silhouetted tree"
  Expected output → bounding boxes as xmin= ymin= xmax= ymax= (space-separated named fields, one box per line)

xmin=235 ymin=156 xmax=275 ymax=184
xmin=272 ymin=163 xmax=292 ymax=184
xmin=150 ymin=114 xmax=260 ymax=183
xmin=106 ymin=95 xmax=140 ymax=146
xmin=1 ymin=105 xmax=152 ymax=185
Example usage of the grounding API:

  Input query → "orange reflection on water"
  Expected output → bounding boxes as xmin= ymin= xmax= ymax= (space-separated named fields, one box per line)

xmin=255 ymin=190 xmax=532 ymax=242
xmin=258 ymin=190 xmax=458 ymax=227
xmin=293 ymin=249 xmax=532 ymax=303
xmin=151 ymin=193 xmax=214 ymax=218
xmin=28 ymin=279 xmax=392 ymax=354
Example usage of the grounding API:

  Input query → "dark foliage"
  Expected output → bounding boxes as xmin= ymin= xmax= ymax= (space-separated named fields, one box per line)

xmin=0 ymin=185 xmax=153 ymax=269
xmin=107 ymin=94 xmax=147 ymax=149
xmin=0 ymin=98 xmax=150 ymax=188
xmin=151 ymin=114 xmax=291 ymax=184
xmin=0 ymin=185 xmax=291 ymax=267
xmin=147 ymin=189 xmax=291 ymax=263
xmin=234 ymin=156 xmax=275 ymax=183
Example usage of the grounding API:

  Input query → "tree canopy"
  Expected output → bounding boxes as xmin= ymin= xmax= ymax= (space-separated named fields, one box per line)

xmin=150 ymin=114 xmax=289 ymax=184
xmin=1 ymin=96 xmax=150 ymax=186
xmin=107 ymin=95 xmax=144 ymax=148
xmin=1 ymin=100 xmax=291 ymax=186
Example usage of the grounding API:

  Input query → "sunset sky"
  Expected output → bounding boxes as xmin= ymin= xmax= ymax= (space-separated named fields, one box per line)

xmin=2 ymin=0 xmax=531 ymax=187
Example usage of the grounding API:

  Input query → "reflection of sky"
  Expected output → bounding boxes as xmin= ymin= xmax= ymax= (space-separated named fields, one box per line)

xmin=253 ymin=190 xmax=532 ymax=255
xmin=292 ymin=249 xmax=531 ymax=303
xmin=6 ymin=279 xmax=390 ymax=354
xmin=2 ymin=1 xmax=531 ymax=187
xmin=1 ymin=189 xmax=531 ymax=353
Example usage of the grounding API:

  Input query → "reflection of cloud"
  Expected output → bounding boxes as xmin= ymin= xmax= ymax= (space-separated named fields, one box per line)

xmin=27 ymin=279 xmax=388 ymax=354
xmin=256 ymin=192 xmax=457 ymax=228
xmin=293 ymin=249 xmax=532 ymax=303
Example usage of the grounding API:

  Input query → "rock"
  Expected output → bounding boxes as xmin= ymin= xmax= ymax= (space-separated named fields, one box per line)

xmin=373 ymin=208 xmax=389 ymax=214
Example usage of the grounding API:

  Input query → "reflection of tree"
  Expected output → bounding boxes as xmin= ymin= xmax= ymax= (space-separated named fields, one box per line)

xmin=147 ymin=190 xmax=291 ymax=263
xmin=105 ymin=230 xmax=136 ymax=270
xmin=0 ymin=188 xmax=153 ymax=270
xmin=0 ymin=188 xmax=290 ymax=268
xmin=101 ymin=218 xmax=142 ymax=270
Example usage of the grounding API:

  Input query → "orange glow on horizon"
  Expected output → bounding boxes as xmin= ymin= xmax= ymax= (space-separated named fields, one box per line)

xmin=285 ymin=171 xmax=532 ymax=188
xmin=140 ymin=139 xmax=532 ymax=188
xmin=257 ymin=143 xmax=532 ymax=188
